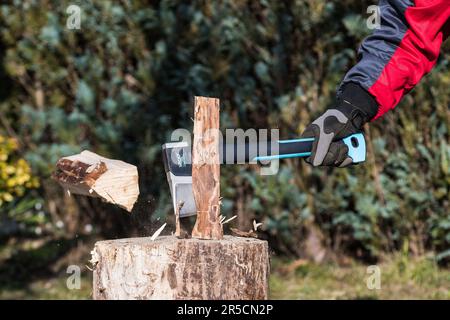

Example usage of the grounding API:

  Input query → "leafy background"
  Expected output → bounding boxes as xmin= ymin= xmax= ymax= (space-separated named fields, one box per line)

xmin=0 ymin=0 xmax=449 ymax=297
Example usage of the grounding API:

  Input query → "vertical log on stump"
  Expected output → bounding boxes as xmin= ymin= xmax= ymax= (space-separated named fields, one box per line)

xmin=191 ymin=96 xmax=223 ymax=240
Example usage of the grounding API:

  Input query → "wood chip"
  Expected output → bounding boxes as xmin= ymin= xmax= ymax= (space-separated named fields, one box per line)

xmin=88 ymin=248 xmax=99 ymax=271
xmin=230 ymin=227 xmax=258 ymax=238
xmin=253 ymin=220 xmax=263 ymax=231
xmin=150 ymin=223 xmax=167 ymax=241
xmin=222 ymin=215 xmax=237 ymax=225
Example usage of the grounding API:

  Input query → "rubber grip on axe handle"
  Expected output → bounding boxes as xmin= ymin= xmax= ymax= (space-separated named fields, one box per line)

xmin=221 ymin=133 xmax=365 ymax=164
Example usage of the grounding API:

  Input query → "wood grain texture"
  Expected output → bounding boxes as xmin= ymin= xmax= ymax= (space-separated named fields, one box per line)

xmin=52 ymin=150 xmax=139 ymax=212
xmin=92 ymin=236 xmax=269 ymax=300
xmin=191 ymin=96 xmax=223 ymax=240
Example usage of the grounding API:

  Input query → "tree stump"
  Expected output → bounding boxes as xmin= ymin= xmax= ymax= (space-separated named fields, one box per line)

xmin=92 ymin=236 xmax=269 ymax=300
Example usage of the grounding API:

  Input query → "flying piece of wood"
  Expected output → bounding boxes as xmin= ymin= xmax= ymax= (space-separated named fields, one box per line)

xmin=253 ymin=220 xmax=263 ymax=231
xmin=52 ymin=150 xmax=139 ymax=212
xmin=150 ymin=223 xmax=167 ymax=241
xmin=222 ymin=215 xmax=237 ymax=225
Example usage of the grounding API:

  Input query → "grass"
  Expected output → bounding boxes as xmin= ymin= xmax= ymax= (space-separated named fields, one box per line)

xmin=1 ymin=238 xmax=449 ymax=299
xmin=270 ymin=255 xmax=450 ymax=299
xmin=0 ymin=237 xmax=93 ymax=299
xmin=0 ymin=276 xmax=92 ymax=299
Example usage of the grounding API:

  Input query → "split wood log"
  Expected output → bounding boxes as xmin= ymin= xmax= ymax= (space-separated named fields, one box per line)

xmin=52 ymin=150 xmax=139 ymax=212
xmin=191 ymin=96 xmax=223 ymax=240
xmin=91 ymin=235 xmax=269 ymax=300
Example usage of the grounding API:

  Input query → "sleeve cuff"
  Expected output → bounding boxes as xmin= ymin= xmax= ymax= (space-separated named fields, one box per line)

xmin=338 ymin=82 xmax=379 ymax=121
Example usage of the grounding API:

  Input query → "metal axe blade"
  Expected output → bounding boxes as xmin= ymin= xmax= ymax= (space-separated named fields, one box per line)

xmin=162 ymin=142 xmax=197 ymax=217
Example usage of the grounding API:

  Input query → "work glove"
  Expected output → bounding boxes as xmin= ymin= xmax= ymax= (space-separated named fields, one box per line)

xmin=301 ymin=83 xmax=378 ymax=167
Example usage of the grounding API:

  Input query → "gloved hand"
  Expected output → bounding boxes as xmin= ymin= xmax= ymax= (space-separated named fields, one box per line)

xmin=301 ymin=83 xmax=378 ymax=167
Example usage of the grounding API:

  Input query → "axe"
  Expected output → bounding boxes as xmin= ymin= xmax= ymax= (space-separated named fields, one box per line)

xmin=162 ymin=133 xmax=366 ymax=218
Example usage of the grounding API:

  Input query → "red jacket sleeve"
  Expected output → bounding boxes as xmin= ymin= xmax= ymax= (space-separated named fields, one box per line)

xmin=340 ymin=0 xmax=450 ymax=120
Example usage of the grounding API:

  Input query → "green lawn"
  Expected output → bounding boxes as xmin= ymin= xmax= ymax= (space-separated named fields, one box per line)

xmin=1 ymin=239 xmax=449 ymax=299
xmin=270 ymin=255 xmax=450 ymax=299
xmin=0 ymin=238 xmax=93 ymax=299
xmin=0 ymin=276 xmax=92 ymax=299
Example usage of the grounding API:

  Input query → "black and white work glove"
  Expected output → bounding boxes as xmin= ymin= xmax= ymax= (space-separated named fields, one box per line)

xmin=301 ymin=83 xmax=379 ymax=167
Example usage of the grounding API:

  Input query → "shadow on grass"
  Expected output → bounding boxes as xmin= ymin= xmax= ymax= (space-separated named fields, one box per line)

xmin=0 ymin=238 xmax=79 ymax=292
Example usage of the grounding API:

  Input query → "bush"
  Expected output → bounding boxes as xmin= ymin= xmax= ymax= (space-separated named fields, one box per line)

xmin=0 ymin=136 xmax=39 ymax=205
xmin=0 ymin=1 xmax=448 ymax=260
xmin=0 ymin=135 xmax=41 ymax=237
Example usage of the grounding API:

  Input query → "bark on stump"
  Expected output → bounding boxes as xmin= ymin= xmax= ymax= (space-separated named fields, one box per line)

xmin=92 ymin=235 xmax=269 ymax=300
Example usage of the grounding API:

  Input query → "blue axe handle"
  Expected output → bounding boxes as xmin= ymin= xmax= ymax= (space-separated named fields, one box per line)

xmin=251 ymin=133 xmax=366 ymax=164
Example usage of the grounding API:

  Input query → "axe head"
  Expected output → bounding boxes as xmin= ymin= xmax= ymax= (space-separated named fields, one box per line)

xmin=162 ymin=142 xmax=196 ymax=218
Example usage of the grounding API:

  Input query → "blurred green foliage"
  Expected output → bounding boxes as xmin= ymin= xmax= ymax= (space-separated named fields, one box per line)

xmin=0 ymin=1 xmax=448 ymax=261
